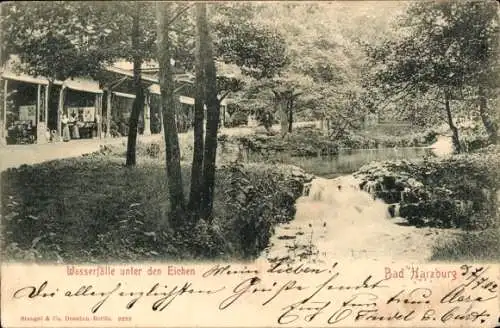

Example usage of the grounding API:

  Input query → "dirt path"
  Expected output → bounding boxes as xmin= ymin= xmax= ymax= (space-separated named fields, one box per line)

xmin=0 ymin=136 xmax=156 ymax=172
xmin=260 ymin=175 xmax=455 ymax=264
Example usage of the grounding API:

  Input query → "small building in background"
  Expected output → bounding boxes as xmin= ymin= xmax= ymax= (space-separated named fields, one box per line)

xmin=1 ymin=57 xmax=238 ymax=145
xmin=1 ymin=57 xmax=50 ymax=144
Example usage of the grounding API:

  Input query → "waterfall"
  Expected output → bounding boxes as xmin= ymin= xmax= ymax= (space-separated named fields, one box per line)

xmin=261 ymin=174 xmax=401 ymax=263
xmin=430 ymin=135 xmax=454 ymax=157
xmin=297 ymin=175 xmax=393 ymax=224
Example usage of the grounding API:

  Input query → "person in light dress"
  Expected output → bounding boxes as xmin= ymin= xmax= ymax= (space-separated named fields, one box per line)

xmin=61 ymin=114 xmax=71 ymax=142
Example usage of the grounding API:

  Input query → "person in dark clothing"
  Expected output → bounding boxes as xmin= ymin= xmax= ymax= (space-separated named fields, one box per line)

xmin=152 ymin=113 xmax=161 ymax=133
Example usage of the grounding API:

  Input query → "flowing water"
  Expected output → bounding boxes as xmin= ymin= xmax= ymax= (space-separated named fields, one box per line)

xmin=260 ymin=174 xmax=444 ymax=263
xmin=254 ymin=146 xmax=442 ymax=263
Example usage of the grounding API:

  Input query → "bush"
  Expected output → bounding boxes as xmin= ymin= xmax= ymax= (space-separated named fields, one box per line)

xmin=213 ymin=163 xmax=312 ymax=258
xmin=226 ymin=111 xmax=249 ymax=127
xmin=232 ymin=129 xmax=337 ymax=157
xmin=1 ymin=156 xmax=311 ymax=262
xmin=354 ymin=147 xmax=500 ymax=230
xmin=336 ymin=129 xmax=438 ymax=149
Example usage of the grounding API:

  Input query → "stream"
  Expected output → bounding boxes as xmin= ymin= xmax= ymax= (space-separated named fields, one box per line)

xmin=272 ymin=146 xmax=436 ymax=178
xmin=253 ymin=145 xmax=449 ymax=264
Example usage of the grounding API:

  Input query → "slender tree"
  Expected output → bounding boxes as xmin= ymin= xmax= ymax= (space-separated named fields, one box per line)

xmin=156 ymin=2 xmax=185 ymax=219
xmin=125 ymin=3 xmax=145 ymax=166
xmin=197 ymin=3 xmax=220 ymax=220
xmin=367 ymin=1 xmax=499 ymax=151
xmin=188 ymin=5 xmax=205 ymax=213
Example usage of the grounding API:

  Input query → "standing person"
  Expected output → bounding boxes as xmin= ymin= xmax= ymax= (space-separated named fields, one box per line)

xmin=94 ymin=113 xmax=101 ymax=138
xmin=152 ymin=113 xmax=161 ymax=133
xmin=61 ymin=114 xmax=71 ymax=142
xmin=70 ymin=112 xmax=80 ymax=139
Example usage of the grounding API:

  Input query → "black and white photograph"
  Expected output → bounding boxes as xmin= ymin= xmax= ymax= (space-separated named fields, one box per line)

xmin=0 ymin=0 xmax=498 ymax=267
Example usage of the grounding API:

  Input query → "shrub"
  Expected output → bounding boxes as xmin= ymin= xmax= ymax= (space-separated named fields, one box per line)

xmin=1 ymin=156 xmax=311 ymax=262
xmin=354 ymin=147 xmax=500 ymax=230
xmin=214 ymin=163 xmax=311 ymax=259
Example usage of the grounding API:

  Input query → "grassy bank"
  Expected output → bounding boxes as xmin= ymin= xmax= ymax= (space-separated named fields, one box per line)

xmin=227 ymin=126 xmax=438 ymax=158
xmin=1 ymin=153 xmax=312 ymax=263
xmin=431 ymin=229 xmax=500 ymax=262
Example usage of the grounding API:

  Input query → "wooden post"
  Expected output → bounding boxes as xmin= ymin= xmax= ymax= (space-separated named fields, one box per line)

xmin=106 ymin=91 xmax=112 ymax=137
xmin=57 ymin=86 xmax=65 ymax=138
xmin=160 ymin=104 xmax=164 ymax=133
xmin=2 ymin=79 xmax=7 ymax=142
xmin=44 ymin=84 xmax=49 ymax=125
xmin=143 ymin=93 xmax=151 ymax=136
xmin=35 ymin=84 xmax=43 ymax=144
xmin=100 ymin=94 xmax=103 ymax=138
xmin=95 ymin=93 xmax=103 ymax=139
xmin=95 ymin=93 xmax=98 ymax=139
xmin=36 ymin=84 xmax=41 ymax=126
xmin=40 ymin=83 xmax=50 ymax=143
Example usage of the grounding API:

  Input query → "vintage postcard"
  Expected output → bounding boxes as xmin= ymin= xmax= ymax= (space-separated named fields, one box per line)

xmin=1 ymin=1 xmax=499 ymax=327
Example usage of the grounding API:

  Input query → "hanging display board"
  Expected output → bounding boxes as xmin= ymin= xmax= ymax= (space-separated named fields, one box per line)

xmin=67 ymin=106 xmax=95 ymax=122
xmin=18 ymin=105 xmax=37 ymax=123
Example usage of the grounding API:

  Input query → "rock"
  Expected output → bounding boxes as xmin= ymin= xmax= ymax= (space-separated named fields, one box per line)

xmin=382 ymin=176 xmax=397 ymax=189
xmin=387 ymin=204 xmax=400 ymax=218
xmin=407 ymin=178 xmax=424 ymax=188
xmin=400 ymin=203 xmax=421 ymax=218
xmin=402 ymin=190 xmax=420 ymax=203
xmin=377 ymin=191 xmax=401 ymax=203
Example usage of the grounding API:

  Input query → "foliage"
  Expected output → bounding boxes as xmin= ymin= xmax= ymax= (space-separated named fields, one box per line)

xmin=212 ymin=4 xmax=289 ymax=79
xmin=234 ymin=129 xmax=337 ymax=157
xmin=229 ymin=2 xmax=405 ymax=134
xmin=214 ymin=162 xmax=311 ymax=258
xmin=366 ymin=0 xmax=499 ymax=149
xmin=1 ymin=2 xmax=121 ymax=80
xmin=336 ymin=129 xmax=438 ymax=149
xmin=1 ymin=156 xmax=309 ymax=262
xmin=225 ymin=111 xmax=249 ymax=127
xmin=369 ymin=1 xmax=499 ymax=95
xmin=355 ymin=146 xmax=500 ymax=230
xmin=228 ymin=126 xmax=438 ymax=159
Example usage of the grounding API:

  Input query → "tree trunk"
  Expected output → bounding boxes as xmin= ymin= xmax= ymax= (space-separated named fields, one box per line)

xmin=287 ymin=97 xmax=294 ymax=133
xmin=198 ymin=3 xmax=220 ymax=220
xmin=1 ymin=79 xmax=7 ymax=143
xmin=126 ymin=6 xmax=144 ymax=166
xmin=106 ymin=90 xmax=112 ymax=137
xmin=273 ymin=93 xmax=288 ymax=137
xmin=157 ymin=2 xmax=186 ymax=218
xmin=188 ymin=4 xmax=206 ymax=215
xmin=279 ymin=105 xmax=287 ymax=136
xmin=478 ymin=86 xmax=497 ymax=145
xmin=444 ymin=91 xmax=461 ymax=153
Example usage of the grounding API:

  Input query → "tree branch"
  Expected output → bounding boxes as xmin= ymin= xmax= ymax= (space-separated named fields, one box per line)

xmin=110 ymin=76 xmax=128 ymax=89
xmin=373 ymin=83 xmax=417 ymax=111
xmin=167 ymin=4 xmax=193 ymax=26
xmin=218 ymin=90 xmax=231 ymax=102
xmin=169 ymin=27 xmax=195 ymax=37
xmin=174 ymin=83 xmax=188 ymax=94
